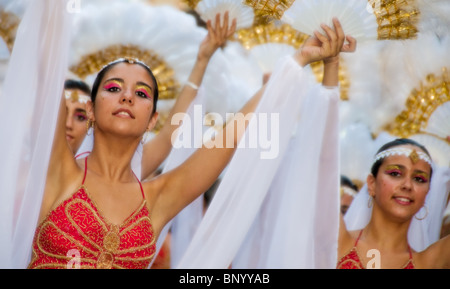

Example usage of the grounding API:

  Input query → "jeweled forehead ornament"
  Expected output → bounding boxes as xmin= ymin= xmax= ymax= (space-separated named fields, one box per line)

xmin=65 ymin=90 xmax=90 ymax=104
xmin=373 ymin=147 xmax=432 ymax=166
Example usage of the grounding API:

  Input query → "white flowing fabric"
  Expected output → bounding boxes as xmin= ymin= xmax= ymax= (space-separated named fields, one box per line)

xmin=344 ymin=133 xmax=450 ymax=252
xmin=233 ymin=86 xmax=340 ymax=269
xmin=176 ymin=55 xmax=341 ymax=269
xmin=0 ymin=0 xmax=72 ymax=268
xmin=148 ymin=88 xmax=206 ymax=268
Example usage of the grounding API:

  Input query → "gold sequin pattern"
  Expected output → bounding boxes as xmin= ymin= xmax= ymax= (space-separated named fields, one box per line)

xmin=367 ymin=0 xmax=420 ymax=40
xmin=387 ymin=67 xmax=450 ymax=138
xmin=234 ymin=22 xmax=308 ymax=50
xmin=182 ymin=0 xmax=202 ymax=9
xmin=243 ymin=0 xmax=295 ymax=23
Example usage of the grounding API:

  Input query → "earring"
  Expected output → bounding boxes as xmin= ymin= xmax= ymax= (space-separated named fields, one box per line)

xmin=141 ymin=129 xmax=150 ymax=144
xmin=86 ymin=119 xmax=93 ymax=136
xmin=367 ymin=195 xmax=374 ymax=208
xmin=415 ymin=205 xmax=428 ymax=221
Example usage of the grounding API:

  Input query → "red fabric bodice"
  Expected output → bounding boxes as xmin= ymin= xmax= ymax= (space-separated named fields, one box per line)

xmin=28 ymin=158 xmax=156 ymax=269
xmin=336 ymin=230 xmax=415 ymax=269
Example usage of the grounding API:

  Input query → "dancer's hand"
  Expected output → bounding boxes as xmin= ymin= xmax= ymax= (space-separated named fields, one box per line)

xmin=197 ymin=11 xmax=237 ymax=61
xmin=294 ymin=18 xmax=356 ymax=67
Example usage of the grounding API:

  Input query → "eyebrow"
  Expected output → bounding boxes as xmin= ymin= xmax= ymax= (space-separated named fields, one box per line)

xmin=385 ymin=164 xmax=429 ymax=176
xmin=74 ymin=108 xmax=87 ymax=114
xmin=103 ymin=78 xmax=124 ymax=85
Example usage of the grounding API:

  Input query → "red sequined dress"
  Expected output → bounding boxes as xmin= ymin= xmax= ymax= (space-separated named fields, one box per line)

xmin=336 ymin=230 xmax=415 ymax=269
xmin=28 ymin=158 xmax=156 ymax=269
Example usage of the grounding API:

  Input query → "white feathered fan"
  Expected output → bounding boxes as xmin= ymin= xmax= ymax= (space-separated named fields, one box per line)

xmin=69 ymin=1 xmax=208 ymax=135
xmin=244 ymin=0 xmax=420 ymax=43
xmin=235 ymin=22 xmax=308 ymax=73
xmin=186 ymin=0 xmax=255 ymax=29
xmin=282 ymin=0 xmax=378 ymax=43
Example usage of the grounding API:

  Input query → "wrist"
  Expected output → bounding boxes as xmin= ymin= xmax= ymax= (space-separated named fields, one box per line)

xmin=323 ymin=56 xmax=339 ymax=66
xmin=185 ymin=81 xmax=199 ymax=90
xmin=197 ymin=51 xmax=214 ymax=63
xmin=293 ymin=49 xmax=308 ymax=67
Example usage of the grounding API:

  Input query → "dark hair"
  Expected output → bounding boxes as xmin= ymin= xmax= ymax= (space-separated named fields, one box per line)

xmin=370 ymin=138 xmax=433 ymax=178
xmin=64 ymin=79 xmax=91 ymax=96
xmin=340 ymin=175 xmax=358 ymax=192
xmin=90 ymin=59 xmax=159 ymax=115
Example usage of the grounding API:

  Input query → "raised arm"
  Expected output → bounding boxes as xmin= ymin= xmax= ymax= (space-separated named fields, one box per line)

xmin=39 ymin=90 xmax=82 ymax=223
xmin=150 ymin=18 xmax=354 ymax=230
xmin=141 ymin=12 xmax=236 ymax=180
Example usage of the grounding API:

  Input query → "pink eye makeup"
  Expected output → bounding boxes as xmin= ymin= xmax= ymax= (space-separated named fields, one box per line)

xmin=75 ymin=112 xmax=87 ymax=121
xmin=103 ymin=80 xmax=122 ymax=91
xmin=136 ymin=84 xmax=152 ymax=99
xmin=414 ymin=172 xmax=429 ymax=183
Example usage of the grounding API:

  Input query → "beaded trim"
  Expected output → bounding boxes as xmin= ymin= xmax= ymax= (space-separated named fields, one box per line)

xmin=101 ymin=57 xmax=151 ymax=72
xmin=373 ymin=147 xmax=432 ymax=166
xmin=340 ymin=186 xmax=358 ymax=197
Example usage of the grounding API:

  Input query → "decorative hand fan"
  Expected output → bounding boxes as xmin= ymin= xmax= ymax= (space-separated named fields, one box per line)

xmin=243 ymin=0 xmax=296 ymax=22
xmin=424 ymin=101 xmax=450 ymax=141
xmin=188 ymin=0 xmax=255 ymax=29
xmin=236 ymin=22 xmax=306 ymax=73
xmin=281 ymin=0 xmax=379 ymax=43
xmin=387 ymin=68 xmax=450 ymax=141
xmin=236 ymin=22 xmax=352 ymax=99
xmin=245 ymin=0 xmax=419 ymax=42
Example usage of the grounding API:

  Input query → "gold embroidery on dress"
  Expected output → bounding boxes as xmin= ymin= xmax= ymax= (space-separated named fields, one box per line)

xmin=104 ymin=225 xmax=120 ymax=253
xmin=32 ymin=185 xmax=156 ymax=269
xmin=37 ymin=221 xmax=99 ymax=259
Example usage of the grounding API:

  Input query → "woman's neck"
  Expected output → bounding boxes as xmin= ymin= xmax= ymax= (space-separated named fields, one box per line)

xmin=87 ymin=133 xmax=141 ymax=182
xmin=364 ymin=208 xmax=412 ymax=252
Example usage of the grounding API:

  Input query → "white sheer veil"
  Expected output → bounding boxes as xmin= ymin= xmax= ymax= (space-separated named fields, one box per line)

xmin=0 ymin=0 xmax=73 ymax=268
